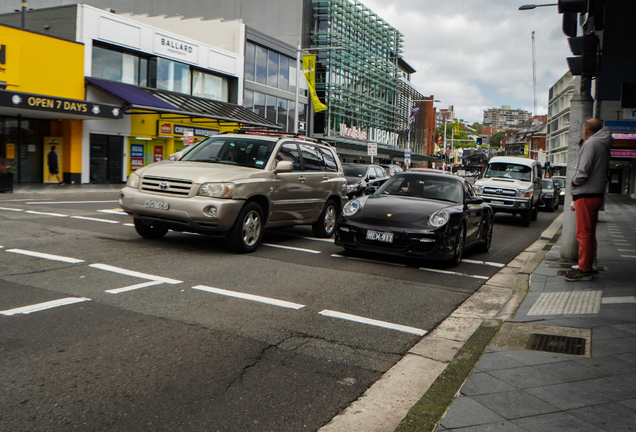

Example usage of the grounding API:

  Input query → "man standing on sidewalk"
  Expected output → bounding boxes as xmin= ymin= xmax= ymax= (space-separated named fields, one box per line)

xmin=564 ymin=118 xmax=612 ymax=282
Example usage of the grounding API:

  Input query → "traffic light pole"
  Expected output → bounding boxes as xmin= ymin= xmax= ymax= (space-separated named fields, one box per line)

xmin=560 ymin=76 xmax=594 ymax=261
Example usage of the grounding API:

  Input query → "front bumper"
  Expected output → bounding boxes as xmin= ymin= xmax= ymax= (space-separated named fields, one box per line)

xmin=334 ymin=221 xmax=455 ymax=259
xmin=477 ymin=194 xmax=531 ymax=213
xmin=119 ymin=186 xmax=245 ymax=233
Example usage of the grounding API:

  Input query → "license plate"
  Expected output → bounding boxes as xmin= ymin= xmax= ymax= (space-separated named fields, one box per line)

xmin=366 ymin=230 xmax=394 ymax=243
xmin=145 ymin=200 xmax=169 ymax=210
xmin=490 ymin=200 xmax=505 ymax=206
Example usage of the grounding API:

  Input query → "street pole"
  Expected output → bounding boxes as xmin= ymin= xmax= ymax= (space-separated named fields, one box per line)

xmin=293 ymin=44 xmax=301 ymax=134
xmin=443 ymin=116 xmax=447 ymax=171
xmin=21 ymin=0 xmax=27 ymax=28
xmin=561 ymin=76 xmax=594 ymax=261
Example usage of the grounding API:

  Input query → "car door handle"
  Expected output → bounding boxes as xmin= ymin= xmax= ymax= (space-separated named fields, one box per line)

xmin=298 ymin=176 xmax=306 ymax=183
xmin=323 ymin=176 xmax=330 ymax=181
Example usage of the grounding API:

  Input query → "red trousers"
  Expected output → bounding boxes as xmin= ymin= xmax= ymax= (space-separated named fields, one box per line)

xmin=574 ymin=197 xmax=603 ymax=273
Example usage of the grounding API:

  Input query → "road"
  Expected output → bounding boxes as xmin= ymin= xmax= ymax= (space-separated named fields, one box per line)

xmin=0 ymin=191 xmax=561 ymax=431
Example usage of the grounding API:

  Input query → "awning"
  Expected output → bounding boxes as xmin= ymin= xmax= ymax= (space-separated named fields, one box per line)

xmin=86 ymin=77 xmax=281 ymax=129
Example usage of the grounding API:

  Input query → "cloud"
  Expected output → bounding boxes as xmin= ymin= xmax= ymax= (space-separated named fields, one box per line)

xmin=360 ymin=0 xmax=572 ymax=123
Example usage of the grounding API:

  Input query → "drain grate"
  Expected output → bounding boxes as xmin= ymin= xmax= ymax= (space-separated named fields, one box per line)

xmin=526 ymin=333 xmax=586 ymax=355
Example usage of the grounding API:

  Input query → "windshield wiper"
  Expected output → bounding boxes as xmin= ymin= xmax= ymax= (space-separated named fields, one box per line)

xmin=189 ymin=157 xmax=220 ymax=163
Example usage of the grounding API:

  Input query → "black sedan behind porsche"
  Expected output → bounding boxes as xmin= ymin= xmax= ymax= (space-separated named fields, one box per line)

xmin=335 ymin=173 xmax=494 ymax=266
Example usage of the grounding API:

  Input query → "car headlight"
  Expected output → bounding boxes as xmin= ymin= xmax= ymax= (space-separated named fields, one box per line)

xmin=429 ymin=210 xmax=450 ymax=228
xmin=346 ymin=184 xmax=356 ymax=192
xmin=198 ymin=183 xmax=235 ymax=198
xmin=516 ymin=188 xmax=533 ymax=198
xmin=474 ymin=185 xmax=483 ymax=194
xmin=560 ymin=190 xmax=565 ymax=195
xmin=343 ymin=199 xmax=362 ymax=217
xmin=126 ymin=172 xmax=140 ymax=189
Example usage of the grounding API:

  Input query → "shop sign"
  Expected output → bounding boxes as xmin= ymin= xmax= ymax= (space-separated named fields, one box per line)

xmin=612 ymin=133 xmax=636 ymax=140
xmin=0 ymin=89 xmax=123 ymax=119
xmin=130 ymin=144 xmax=144 ymax=171
xmin=183 ymin=131 xmax=194 ymax=146
xmin=339 ymin=123 xmax=368 ymax=140
xmin=154 ymin=146 xmax=164 ymax=163
xmin=154 ymin=32 xmax=198 ymax=63
xmin=367 ymin=143 xmax=377 ymax=156
xmin=158 ymin=122 xmax=220 ymax=138
xmin=611 ymin=149 xmax=636 ymax=158
xmin=369 ymin=127 xmax=398 ymax=146
xmin=605 ymin=121 xmax=636 ymax=133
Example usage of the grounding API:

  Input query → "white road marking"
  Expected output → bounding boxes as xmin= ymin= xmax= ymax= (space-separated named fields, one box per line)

xmin=602 ymin=296 xmax=636 ymax=304
xmin=331 ymin=254 xmax=406 ymax=267
xmin=461 ymin=259 xmax=505 ymax=268
xmin=610 ymin=235 xmax=625 ymax=238
xmin=89 ymin=264 xmax=182 ymax=284
xmin=97 ymin=209 xmax=128 ymax=215
xmin=262 ymin=243 xmax=321 ymax=254
xmin=319 ymin=310 xmax=427 ymax=336
xmin=192 ymin=285 xmax=305 ymax=310
xmin=276 ymin=232 xmax=335 ymax=243
xmin=419 ymin=267 xmax=489 ymax=280
xmin=618 ymin=249 xmax=635 ymax=252
xmin=123 ymin=223 xmax=134 ymax=227
xmin=71 ymin=216 xmax=119 ymax=224
xmin=621 ymin=255 xmax=636 ymax=258
xmin=24 ymin=210 xmax=68 ymax=217
xmin=106 ymin=280 xmax=164 ymax=294
xmin=0 ymin=297 xmax=90 ymax=316
xmin=6 ymin=249 xmax=84 ymax=263
xmin=26 ymin=201 xmax=118 ymax=205
xmin=0 ymin=207 xmax=23 ymax=212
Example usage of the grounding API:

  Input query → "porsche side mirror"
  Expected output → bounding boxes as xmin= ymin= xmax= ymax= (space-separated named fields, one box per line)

xmin=466 ymin=197 xmax=484 ymax=205
xmin=365 ymin=186 xmax=377 ymax=195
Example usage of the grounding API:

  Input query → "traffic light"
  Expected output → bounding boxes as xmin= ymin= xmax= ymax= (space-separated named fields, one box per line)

xmin=545 ymin=161 xmax=551 ymax=171
xmin=476 ymin=137 xmax=483 ymax=146
xmin=519 ymin=147 xmax=524 ymax=155
xmin=557 ymin=0 xmax=603 ymax=78
xmin=567 ymin=33 xmax=600 ymax=77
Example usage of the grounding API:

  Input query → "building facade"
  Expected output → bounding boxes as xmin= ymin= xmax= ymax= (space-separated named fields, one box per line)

xmin=546 ymin=71 xmax=576 ymax=170
xmin=483 ymin=105 xmax=532 ymax=128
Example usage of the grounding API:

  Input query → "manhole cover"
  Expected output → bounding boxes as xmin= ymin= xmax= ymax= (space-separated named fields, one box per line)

xmin=526 ymin=333 xmax=586 ymax=355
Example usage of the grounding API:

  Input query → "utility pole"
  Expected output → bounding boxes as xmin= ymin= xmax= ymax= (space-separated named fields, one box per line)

xmin=21 ymin=1 xmax=27 ymax=28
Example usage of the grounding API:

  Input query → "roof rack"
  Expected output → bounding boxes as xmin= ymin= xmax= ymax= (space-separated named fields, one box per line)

xmin=221 ymin=128 xmax=331 ymax=146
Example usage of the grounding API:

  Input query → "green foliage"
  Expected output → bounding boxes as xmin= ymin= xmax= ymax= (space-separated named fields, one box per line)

xmin=0 ymin=159 xmax=16 ymax=175
xmin=471 ymin=122 xmax=483 ymax=135
xmin=489 ymin=131 xmax=506 ymax=147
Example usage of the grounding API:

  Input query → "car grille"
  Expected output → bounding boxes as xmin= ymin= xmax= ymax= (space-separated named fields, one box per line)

xmin=482 ymin=187 xmax=516 ymax=197
xmin=141 ymin=176 xmax=193 ymax=196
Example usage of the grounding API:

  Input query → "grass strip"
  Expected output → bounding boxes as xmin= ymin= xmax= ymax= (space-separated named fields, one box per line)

xmin=394 ymin=319 xmax=501 ymax=432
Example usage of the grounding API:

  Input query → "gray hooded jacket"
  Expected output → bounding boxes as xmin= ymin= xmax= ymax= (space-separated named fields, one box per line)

xmin=571 ymin=126 xmax=612 ymax=198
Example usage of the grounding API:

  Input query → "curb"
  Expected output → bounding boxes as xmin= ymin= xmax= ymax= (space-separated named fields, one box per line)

xmin=318 ymin=214 xmax=564 ymax=432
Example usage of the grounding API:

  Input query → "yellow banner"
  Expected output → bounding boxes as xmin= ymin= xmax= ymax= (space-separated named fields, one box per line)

xmin=302 ymin=54 xmax=327 ymax=113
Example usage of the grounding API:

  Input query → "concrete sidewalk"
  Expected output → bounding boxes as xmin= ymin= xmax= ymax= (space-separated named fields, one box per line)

xmin=4 ymin=183 xmax=124 ymax=195
xmin=434 ymin=193 xmax=636 ymax=431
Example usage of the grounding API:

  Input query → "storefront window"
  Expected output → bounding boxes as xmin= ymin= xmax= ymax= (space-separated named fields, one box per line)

xmin=192 ymin=70 xmax=228 ymax=101
xmin=152 ymin=57 xmax=190 ymax=94
xmin=92 ymin=45 xmax=139 ymax=85
xmin=245 ymin=42 xmax=256 ymax=82
xmin=255 ymin=45 xmax=268 ymax=85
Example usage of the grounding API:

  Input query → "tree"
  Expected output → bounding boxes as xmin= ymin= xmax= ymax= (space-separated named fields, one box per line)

xmin=471 ymin=122 xmax=483 ymax=135
xmin=489 ymin=131 xmax=506 ymax=147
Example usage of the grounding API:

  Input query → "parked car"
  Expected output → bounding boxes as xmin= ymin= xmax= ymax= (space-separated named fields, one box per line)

xmin=539 ymin=178 xmax=560 ymax=212
xmin=343 ymin=163 xmax=390 ymax=199
xmin=335 ymin=172 xmax=494 ymax=266
xmin=381 ymin=164 xmax=404 ymax=177
xmin=473 ymin=156 xmax=543 ymax=227
xmin=552 ymin=175 xmax=566 ymax=204
xmin=120 ymin=132 xmax=348 ymax=253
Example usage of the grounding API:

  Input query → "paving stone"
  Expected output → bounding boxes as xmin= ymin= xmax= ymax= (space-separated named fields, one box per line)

xmin=591 ymin=336 xmax=636 ymax=357
xmin=451 ymin=421 xmax=527 ymax=432
xmin=618 ymin=398 xmax=636 ymax=411
xmin=489 ymin=366 xmax=566 ymax=389
xmin=472 ymin=390 xmax=560 ymax=419
xmin=614 ymin=323 xmax=636 ymax=335
xmin=591 ymin=325 xmax=634 ymax=341
xmin=570 ymin=402 xmax=636 ymax=431
xmin=524 ymin=381 xmax=612 ymax=410
xmin=475 ymin=352 xmax=526 ymax=372
xmin=440 ymin=396 xmax=505 ymax=429
xmin=512 ymin=412 xmax=604 ymax=432
xmin=574 ymin=355 xmax=636 ymax=374
xmin=498 ymin=350 xmax=573 ymax=366
xmin=460 ymin=372 xmax=516 ymax=396
xmin=532 ymin=360 xmax=611 ymax=382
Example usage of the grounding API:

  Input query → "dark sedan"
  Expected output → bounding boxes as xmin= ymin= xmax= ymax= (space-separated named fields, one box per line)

xmin=552 ymin=176 xmax=566 ymax=204
xmin=539 ymin=178 xmax=560 ymax=211
xmin=335 ymin=173 xmax=494 ymax=266
xmin=343 ymin=163 xmax=390 ymax=199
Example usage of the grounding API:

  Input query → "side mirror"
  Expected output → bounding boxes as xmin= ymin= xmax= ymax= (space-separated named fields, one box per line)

xmin=275 ymin=160 xmax=293 ymax=173
xmin=467 ymin=196 xmax=484 ymax=205
xmin=169 ymin=151 xmax=184 ymax=161
xmin=365 ymin=186 xmax=377 ymax=195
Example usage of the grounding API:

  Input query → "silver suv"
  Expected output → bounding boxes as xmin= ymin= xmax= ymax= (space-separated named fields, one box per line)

xmin=119 ymin=132 xmax=348 ymax=252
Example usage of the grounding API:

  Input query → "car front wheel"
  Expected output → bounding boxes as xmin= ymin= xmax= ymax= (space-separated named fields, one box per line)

xmin=134 ymin=218 xmax=168 ymax=239
xmin=227 ymin=202 xmax=264 ymax=253
xmin=478 ymin=213 xmax=494 ymax=253
xmin=312 ymin=199 xmax=338 ymax=238
xmin=449 ymin=224 xmax=466 ymax=267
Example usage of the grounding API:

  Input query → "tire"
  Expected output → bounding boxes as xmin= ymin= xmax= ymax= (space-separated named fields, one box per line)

xmin=227 ymin=202 xmax=264 ymax=253
xmin=530 ymin=201 xmax=538 ymax=221
xmin=478 ymin=212 xmax=494 ymax=253
xmin=312 ymin=199 xmax=338 ymax=238
xmin=134 ymin=218 xmax=168 ymax=239
xmin=520 ymin=209 xmax=531 ymax=227
xmin=449 ymin=224 xmax=466 ymax=267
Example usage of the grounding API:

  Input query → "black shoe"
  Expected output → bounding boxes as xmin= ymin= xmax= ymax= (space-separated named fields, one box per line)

xmin=571 ymin=265 xmax=599 ymax=274
xmin=564 ymin=269 xmax=593 ymax=282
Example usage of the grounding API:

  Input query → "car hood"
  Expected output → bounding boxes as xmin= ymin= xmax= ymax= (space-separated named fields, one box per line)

xmin=135 ymin=161 xmax=264 ymax=183
xmin=475 ymin=177 xmax=529 ymax=189
xmin=350 ymin=194 xmax=456 ymax=225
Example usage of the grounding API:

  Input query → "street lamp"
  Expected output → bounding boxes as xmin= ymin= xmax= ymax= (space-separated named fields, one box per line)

xmin=293 ymin=45 xmax=345 ymax=134
xmin=518 ymin=3 xmax=557 ymax=10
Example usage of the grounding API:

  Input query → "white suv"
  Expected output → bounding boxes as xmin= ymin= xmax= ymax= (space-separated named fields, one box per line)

xmin=473 ymin=156 xmax=543 ymax=227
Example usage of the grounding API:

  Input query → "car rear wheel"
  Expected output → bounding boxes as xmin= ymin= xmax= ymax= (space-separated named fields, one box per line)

xmin=227 ymin=202 xmax=264 ymax=253
xmin=520 ymin=209 xmax=531 ymax=227
xmin=449 ymin=224 xmax=466 ymax=267
xmin=312 ymin=199 xmax=338 ymax=238
xmin=478 ymin=213 xmax=494 ymax=253
xmin=134 ymin=218 xmax=168 ymax=239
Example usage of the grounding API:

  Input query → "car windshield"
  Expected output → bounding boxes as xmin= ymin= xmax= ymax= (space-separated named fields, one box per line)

xmin=553 ymin=178 xmax=565 ymax=188
xmin=484 ymin=163 xmax=532 ymax=181
xmin=542 ymin=180 xmax=554 ymax=189
xmin=376 ymin=174 xmax=463 ymax=203
xmin=343 ymin=165 xmax=368 ymax=177
xmin=181 ymin=136 xmax=275 ymax=169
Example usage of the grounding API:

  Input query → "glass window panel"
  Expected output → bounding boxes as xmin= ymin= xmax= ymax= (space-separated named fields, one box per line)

xmin=244 ymin=90 xmax=254 ymax=112
xmin=245 ymin=42 xmax=255 ymax=82
xmin=255 ymin=45 xmax=267 ymax=85
xmin=278 ymin=56 xmax=289 ymax=91
xmin=266 ymin=95 xmax=277 ymax=123
xmin=318 ymin=147 xmax=338 ymax=172
xmin=254 ymin=92 xmax=266 ymax=119
xmin=267 ymin=51 xmax=279 ymax=88
xmin=299 ymin=144 xmax=323 ymax=171
xmin=139 ymin=58 xmax=148 ymax=87
xmin=155 ymin=58 xmax=190 ymax=94
xmin=192 ymin=71 xmax=228 ymax=101
xmin=122 ymin=53 xmax=138 ymax=85
xmin=277 ymin=98 xmax=287 ymax=130
xmin=289 ymin=62 xmax=297 ymax=95
xmin=299 ymin=68 xmax=308 ymax=97
xmin=91 ymin=46 xmax=123 ymax=82
xmin=275 ymin=143 xmax=301 ymax=171
xmin=288 ymin=98 xmax=296 ymax=132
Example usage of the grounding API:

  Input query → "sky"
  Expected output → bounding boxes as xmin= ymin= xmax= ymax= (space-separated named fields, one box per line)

xmin=360 ymin=0 xmax=573 ymax=124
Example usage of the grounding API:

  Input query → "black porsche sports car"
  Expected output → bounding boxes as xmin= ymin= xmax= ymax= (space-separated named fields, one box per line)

xmin=335 ymin=172 xmax=494 ymax=266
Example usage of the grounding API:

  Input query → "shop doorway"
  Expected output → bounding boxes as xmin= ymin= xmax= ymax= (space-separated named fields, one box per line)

xmin=90 ymin=134 xmax=124 ymax=184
